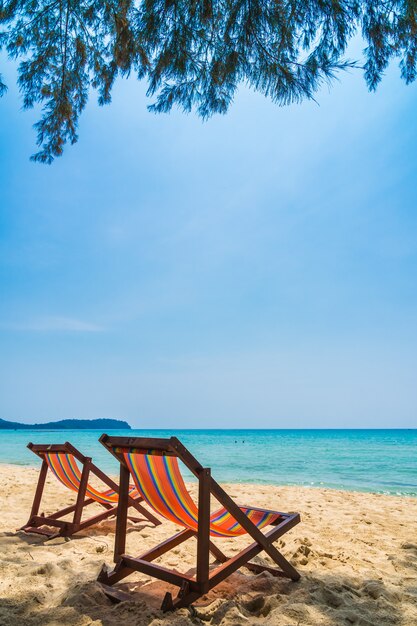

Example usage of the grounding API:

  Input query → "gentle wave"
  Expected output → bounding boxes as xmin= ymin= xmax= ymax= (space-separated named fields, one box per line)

xmin=0 ymin=428 xmax=416 ymax=496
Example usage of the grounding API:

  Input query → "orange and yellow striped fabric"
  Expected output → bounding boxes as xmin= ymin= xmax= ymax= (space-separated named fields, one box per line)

xmin=124 ymin=452 xmax=281 ymax=537
xmin=44 ymin=452 xmax=139 ymax=505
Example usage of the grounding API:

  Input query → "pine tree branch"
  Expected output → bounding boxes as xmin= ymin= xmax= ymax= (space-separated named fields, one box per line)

xmin=1 ymin=0 xmax=416 ymax=161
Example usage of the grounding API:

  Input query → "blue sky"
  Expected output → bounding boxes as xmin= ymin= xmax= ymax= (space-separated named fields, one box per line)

xmin=1 ymin=53 xmax=417 ymax=428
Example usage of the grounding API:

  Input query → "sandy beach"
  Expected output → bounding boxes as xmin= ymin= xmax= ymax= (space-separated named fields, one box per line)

xmin=0 ymin=464 xmax=416 ymax=626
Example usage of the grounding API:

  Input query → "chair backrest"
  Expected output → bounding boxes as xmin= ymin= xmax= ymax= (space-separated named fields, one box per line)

xmin=27 ymin=442 xmax=137 ymax=505
xmin=124 ymin=450 xmax=200 ymax=528
xmin=100 ymin=435 xmax=280 ymax=537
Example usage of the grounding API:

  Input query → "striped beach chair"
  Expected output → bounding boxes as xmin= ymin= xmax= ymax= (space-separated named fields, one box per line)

xmin=98 ymin=435 xmax=301 ymax=610
xmin=22 ymin=442 xmax=160 ymax=538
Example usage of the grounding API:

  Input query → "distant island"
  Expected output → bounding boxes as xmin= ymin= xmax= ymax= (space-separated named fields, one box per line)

xmin=0 ymin=418 xmax=131 ymax=430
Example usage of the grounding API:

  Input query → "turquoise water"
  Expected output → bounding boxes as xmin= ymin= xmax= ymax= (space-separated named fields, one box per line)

xmin=0 ymin=429 xmax=416 ymax=496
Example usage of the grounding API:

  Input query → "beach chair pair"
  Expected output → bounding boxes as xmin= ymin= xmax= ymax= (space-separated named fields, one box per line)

xmin=24 ymin=435 xmax=301 ymax=610
xmin=21 ymin=441 xmax=160 ymax=537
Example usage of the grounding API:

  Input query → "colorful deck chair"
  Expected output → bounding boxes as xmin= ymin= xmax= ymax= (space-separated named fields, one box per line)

xmin=21 ymin=442 xmax=161 ymax=538
xmin=98 ymin=435 xmax=301 ymax=610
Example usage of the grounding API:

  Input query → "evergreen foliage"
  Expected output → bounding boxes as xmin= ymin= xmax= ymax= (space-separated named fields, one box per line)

xmin=1 ymin=1 xmax=416 ymax=162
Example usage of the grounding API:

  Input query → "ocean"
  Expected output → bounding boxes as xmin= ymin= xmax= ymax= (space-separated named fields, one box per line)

xmin=0 ymin=429 xmax=416 ymax=496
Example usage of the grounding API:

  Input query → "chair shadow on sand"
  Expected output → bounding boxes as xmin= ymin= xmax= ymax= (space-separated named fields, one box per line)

xmin=1 ymin=549 xmax=415 ymax=626
xmin=15 ymin=517 xmax=158 ymax=543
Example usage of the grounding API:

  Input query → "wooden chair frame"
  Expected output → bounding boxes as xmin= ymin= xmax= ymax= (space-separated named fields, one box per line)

xmin=98 ymin=434 xmax=301 ymax=610
xmin=21 ymin=441 xmax=161 ymax=538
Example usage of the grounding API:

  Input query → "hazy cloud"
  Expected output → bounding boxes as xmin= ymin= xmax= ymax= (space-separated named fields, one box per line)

xmin=0 ymin=316 xmax=105 ymax=332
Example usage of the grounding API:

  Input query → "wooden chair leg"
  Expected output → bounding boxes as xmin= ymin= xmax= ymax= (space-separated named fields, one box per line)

xmin=22 ymin=459 xmax=48 ymax=528
xmin=162 ymin=586 xmax=203 ymax=612
xmin=72 ymin=458 xmax=91 ymax=528
xmin=114 ymin=463 xmax=130 ymax=562
xmin=264 ymin=546 xmax=300 ymax=581
xmin=196 ymin=468 xmax=211 ymax=593
xmin=245 ymin=560 xmax=298 ymax=579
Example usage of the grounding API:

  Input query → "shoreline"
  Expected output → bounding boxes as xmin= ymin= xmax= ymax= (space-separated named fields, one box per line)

xmin=2 ymin=429 xmax=416 ymax=497
xmin=1 ymin=426 xmax=416 ymax=430
xmin=0 ymin=460 xmax=416 ymax=499
xmin=1 ymin=464 xmax=417 ymax=625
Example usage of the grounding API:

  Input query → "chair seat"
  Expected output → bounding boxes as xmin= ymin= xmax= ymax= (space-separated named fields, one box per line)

xmin=208 ymin=505 xmax=282 ymax=537
xmin=124 ymin=451 xmax=282 ymax=537
xmin=44 ymin=452 xmax=139 ymax=504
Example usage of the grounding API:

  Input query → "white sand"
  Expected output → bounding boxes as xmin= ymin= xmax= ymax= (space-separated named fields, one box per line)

xmin=0 ymin=464 xmax=416 ymax=626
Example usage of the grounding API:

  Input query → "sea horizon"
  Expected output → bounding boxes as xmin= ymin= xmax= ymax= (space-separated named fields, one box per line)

xmin=2 ymin=428 xmax=416 ymax=497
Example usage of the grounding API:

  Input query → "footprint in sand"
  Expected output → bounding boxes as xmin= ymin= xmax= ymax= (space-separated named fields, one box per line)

xmin=292 ymin=542 xmax=314 ymax=566
xmin=240 ymin=593 xmax=265 ymax=615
